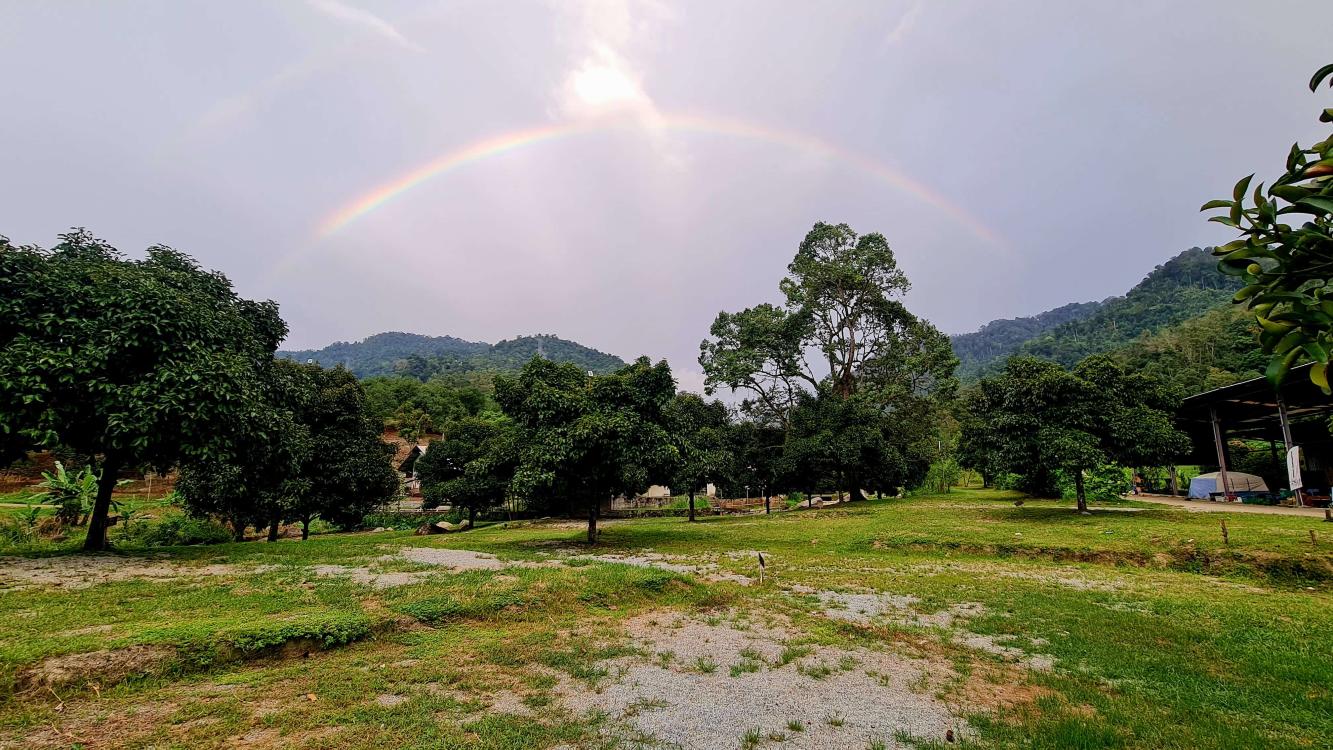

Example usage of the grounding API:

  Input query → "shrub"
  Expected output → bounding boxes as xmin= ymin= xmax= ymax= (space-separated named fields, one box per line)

xmin=1058 ymin=464 xmax=1128 ymax=503
xmin=360 ymin=511 xmax=461 ymax=530
xmin=994 ymin=472 xmax=1024 ymax=491
xmin=136 ymin=516 xmax=233 ymax=546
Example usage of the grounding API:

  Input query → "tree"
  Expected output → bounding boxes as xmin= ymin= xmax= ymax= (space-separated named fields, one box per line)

xmin=497 ymin=356 xmax=677 ymax=543
xmin=665 ymin=393 xmax=732 ymax=522
xmin=959 ymin=356 xmax=1188 ymax=512
xmin=0 ymin=231 xmax=285 ymax=551
xmin=1204 ymin=63 xmax=1333 ymax=390
xmin=700 ymin=222 xmax=957 ymax=500
xmin=177 ymin=361 xmax=310 ymax=541
xmin=290 ymin=364 xmax=400 ymax=536
xmin=415 ymin=416 xmax=517 ymax=524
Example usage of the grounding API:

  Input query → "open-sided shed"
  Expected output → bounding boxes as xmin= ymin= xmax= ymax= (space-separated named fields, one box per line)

xmin=1178 ymin=364 xmax=1333 ymax=505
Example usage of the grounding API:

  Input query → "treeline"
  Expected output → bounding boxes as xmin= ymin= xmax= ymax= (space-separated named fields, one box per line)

xmin=414 ymin=222 xmax=960 ymax=541
xmin=0 ymin=231 xmax=399 ymax=550
xmin=957 ymin=354 xmax=1189 ymax=510
xmin=280 ymin=331 xmax=626 ymax=380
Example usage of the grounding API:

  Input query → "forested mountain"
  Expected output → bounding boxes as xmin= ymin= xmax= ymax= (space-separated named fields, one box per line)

xmin=279 ymin=332 xmax=626 ymax=380
xmin=952 ymin=247 xmax=1243 ymax=379
xmin=1108 ymin=305 xmax=1263 ymax=397
xmin=951 ymin=301 xmax=1104 ymax=380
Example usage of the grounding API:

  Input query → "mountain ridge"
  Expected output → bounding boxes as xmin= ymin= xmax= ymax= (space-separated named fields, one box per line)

xmin=951 ymin=247 xmax=1243 ymax=380
xmin=279 ymin=331 xmax=627 ymax=379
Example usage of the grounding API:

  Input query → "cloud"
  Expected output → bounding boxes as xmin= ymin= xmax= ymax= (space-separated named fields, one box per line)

xmin=305 ymin=0 xmax=424 ymax=53
xmin=550 ymin=1 xmax=669 ymax=120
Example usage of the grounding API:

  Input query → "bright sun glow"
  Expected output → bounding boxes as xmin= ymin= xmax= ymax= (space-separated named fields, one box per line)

xmin=569 ymin=63 xmax=642 ymax=108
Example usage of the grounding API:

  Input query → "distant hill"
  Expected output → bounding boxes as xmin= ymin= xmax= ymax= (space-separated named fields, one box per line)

xmin=951 ymin=301 xmax=1104 ymax=381
xmin=279 ymin=332 xmax=627 ymax=379
xmin=952 ymin=247 xmax=1243 ymax=379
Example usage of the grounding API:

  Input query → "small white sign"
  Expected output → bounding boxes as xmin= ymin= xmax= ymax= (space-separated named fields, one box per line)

xmin=1287 ymin=446 xmax=1303 ymax=490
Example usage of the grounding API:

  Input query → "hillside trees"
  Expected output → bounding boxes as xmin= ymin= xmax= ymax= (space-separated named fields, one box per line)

xmin=0 ymin=231 xmax=285 ymax=550
xmin=498 ymin=357 xmax=677 ymax=543
xmin=1205 ymin=63 xmax=1333 ymax=389
xmin=700 ymin=222 xmax=957 ymax=500
xmin=959 ymin=356 xmax=1188 ymax=511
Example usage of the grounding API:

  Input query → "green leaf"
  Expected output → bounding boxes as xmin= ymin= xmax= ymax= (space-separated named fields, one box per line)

xmin=1233 ymin=174 xmax=1253 ymax=202
xmin=1311 ymin=362 xmax=1330 ymax=393
xmin=1304 ymin=341 xmax=1329 ymax=363
xmin=1294 ymin=196 xmax=1333 ymax=214
xmin=1266 ymin=347 xmax=1302 ymax=387
xmin=1199 ymin=199 xmax=1232 ymax=211
xmin=1270 ymin=184 xmax=1312 ymax=203
xmin=1233 ymin=285 xmax=1262 ymax=301
xmin=1309 ymin=62 xmax=1333 ymax=92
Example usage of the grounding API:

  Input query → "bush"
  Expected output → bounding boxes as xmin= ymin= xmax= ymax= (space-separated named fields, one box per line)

xmin=994 ymin=473 xmax=1024 ymax=491
xmin=136 ymin=516 xmax=233 ymax=546
xmin=1057 ymin=464 xmax=1128 ymax=503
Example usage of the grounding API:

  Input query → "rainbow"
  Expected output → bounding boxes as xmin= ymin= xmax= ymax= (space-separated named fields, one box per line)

xmin=314 ymin=113 xmax=1004 ymax=247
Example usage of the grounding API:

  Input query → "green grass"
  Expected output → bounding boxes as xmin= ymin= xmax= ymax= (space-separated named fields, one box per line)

xmin=0 ymin=487 xmax=1329 ymax=748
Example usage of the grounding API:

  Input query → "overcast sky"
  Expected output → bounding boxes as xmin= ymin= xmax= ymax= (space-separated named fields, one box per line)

xmin=1 ymin=1 xmax=1327 ymax=391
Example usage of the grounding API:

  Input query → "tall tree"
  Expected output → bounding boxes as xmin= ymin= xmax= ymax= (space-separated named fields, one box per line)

xmin=1204 ymin=63 xmax=1333 ymax=389
xmin=700 ymin=222 xmax=957 ymax=499
xmin=0 ymin=231 xmax=284 ymax=550
xmin=497 ymin=357 xmax=677 ymax=543
xmin=665 ymin=393 xmax=733 ymax=522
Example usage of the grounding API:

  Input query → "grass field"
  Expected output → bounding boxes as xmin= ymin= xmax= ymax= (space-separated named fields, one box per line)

xmin=0 ymin=488 xmax=1329 ymax=749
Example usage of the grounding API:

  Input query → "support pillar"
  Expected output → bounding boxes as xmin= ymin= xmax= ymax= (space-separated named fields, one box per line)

xmin=1277 ymin=392 xmax=1304 ymax=507
xmin=1210 ymin=406 xmax=1232 ymax=501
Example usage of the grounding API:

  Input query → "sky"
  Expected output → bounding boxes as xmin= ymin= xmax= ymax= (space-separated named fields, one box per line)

xmin=1 ymin=1 xmax=1328 ymax=392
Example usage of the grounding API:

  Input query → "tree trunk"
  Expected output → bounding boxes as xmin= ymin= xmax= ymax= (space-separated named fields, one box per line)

xmin=267 ymin=516 xmax=280 ymax=542
xmin=687 ymin=490 xmax=696 ymax=523
xmin=232 ymin=518 xmax=247 ymax=542
xmin=587 ymin=502 xmax=599 ymax=544
xmin=301 ymin=517 xmax=311 ymax=541
xmin=1075 ymin=470 xmax=1088 ymax=514
xmin=764 ymin=495 xmax=770 ymax=514
xmin=82 ymin=455 xmax=121 ymax=552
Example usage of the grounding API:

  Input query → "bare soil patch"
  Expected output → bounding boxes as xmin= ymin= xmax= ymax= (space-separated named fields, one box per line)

xmin=0 ymin=555 xmax=265 ymax=591
xmin=558 ymin=610 xmax=972 ymax=749
xmin=18 ymin=645 xmax=175 ymax=691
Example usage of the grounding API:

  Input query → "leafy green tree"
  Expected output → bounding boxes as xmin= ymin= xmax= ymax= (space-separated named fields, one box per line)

xmin=1205 ymin=63 xmax=1333 ymax=389
xmin=959 ymin=356 xmax=1188 ymax=512
xmin=178 ymin=361 xmax=397 ymax=541
xmin=415 ymin=417 xmax=517 ymax=524
xmin=178 ymin=358 xmax=311 ymax=541
xmin=291 ymin=365 xmax=400 ymax=535
xmin=0 ymin=230 xmax=285 ymax=550
xmin=664 ymin=393 xmax=733 ymax=522
xmin=497 ymin=356 xmax=677 ymax=543
xmin=395 ymin=406 xmax=434 ymax=445
xmin=701 ymin=222 xmax=957 ymax=499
